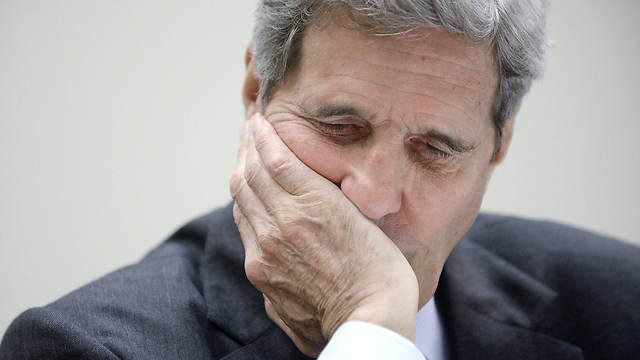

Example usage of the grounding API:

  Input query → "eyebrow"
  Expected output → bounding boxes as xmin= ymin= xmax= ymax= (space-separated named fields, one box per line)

xmin=301 ymin=103 xmax=370 ymax=119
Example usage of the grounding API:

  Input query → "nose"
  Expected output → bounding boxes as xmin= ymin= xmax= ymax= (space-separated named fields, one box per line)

xmin=340 ymin=145 xmax=403 ymax=220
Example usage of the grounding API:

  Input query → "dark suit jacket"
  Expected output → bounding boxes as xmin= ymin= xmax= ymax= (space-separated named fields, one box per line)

xmin=2 ymin=202 xmax=639 ymax=359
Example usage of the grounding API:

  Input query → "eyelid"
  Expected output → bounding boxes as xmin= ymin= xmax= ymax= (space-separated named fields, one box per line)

xmin=305 ymin=115 xmax=371 ymax=132
xmin=313 ymin=115 xmax=369 ymax=127
xmin=407 ymin=134 xmax=455 ymax=156
xmin=302 ymin=116 xmax=371 ymax=145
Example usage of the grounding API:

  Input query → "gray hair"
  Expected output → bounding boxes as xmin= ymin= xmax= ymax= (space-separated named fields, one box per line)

xmin=252 ymin=0 xmax=549 ymax=154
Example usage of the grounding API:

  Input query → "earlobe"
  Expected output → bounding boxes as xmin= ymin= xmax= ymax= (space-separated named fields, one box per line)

xmin=490 ymin=102 xmax=520 ymax=166
xmin=243 ymin=42 xmax=261 ymax=120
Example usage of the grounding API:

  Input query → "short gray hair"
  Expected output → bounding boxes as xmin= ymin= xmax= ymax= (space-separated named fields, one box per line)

xmin=252 ymin=0 xmax=549 ymax=154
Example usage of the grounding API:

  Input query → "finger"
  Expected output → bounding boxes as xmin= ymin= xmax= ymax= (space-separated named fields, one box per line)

xmin=232 ymin=203 xmax=260 ymax=261
xmin=234 ymin=201 xmax=285 ymax=298
xmin=232 ymin=171 xmax=270 ymax=237
xmin=229 ymin=117 xmax=252 ymax=199
xmin=242 ymin=115 xmax=289 ymax=208
xmin=229 ymin=119 xmax=278 ymax=289
xmin=230 ymin=115 xmax=272 ymax=238
xmin=234 ymin=203 xmax=275 ymax=292
xmin=250 ymin=113 xmax=335 ymax=197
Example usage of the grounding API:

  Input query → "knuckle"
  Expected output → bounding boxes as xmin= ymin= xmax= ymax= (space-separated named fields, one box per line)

xmin=267 ymin=152 xmax=293 ymax=179
xmin=244 ymin=259 xmax=268 ymax=288
xmin=260 ymin=236 xmax=279 ymax=256
xmin=232 ymin=204 xmax=244 ymax=226
xmin=244 ymin=157 xmax=263 ymax=187
xmin=229 ymin=170 xmax=245 ymax=198
xmin=232 ymin=202 xmax=242 ymax=217
xmin=252 ymin=130 xmax=269 ymax=151
xmin=253 ymin=132 xmax=289 ymax=176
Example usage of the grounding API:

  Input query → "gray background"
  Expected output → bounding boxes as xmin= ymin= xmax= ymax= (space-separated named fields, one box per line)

xmin=1 ymin=1 xmax=639 ymax=336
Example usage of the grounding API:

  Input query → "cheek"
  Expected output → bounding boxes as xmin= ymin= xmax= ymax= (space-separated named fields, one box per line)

xmin=404 ymin=161 xmax=491 ymax=248
xmin=271 ymin=121 xmax=353 ymax=186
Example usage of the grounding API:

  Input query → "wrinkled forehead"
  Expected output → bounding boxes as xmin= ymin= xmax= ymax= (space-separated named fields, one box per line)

xmin=294 ymin=7 xmax=499 ymax=88
xmin=298 ymin=15 xmax=499 ymax=103
xmin=286 ymin=21 xmax=499 ymax=143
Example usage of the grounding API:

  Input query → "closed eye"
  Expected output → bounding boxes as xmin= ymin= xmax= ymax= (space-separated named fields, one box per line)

xmin=406 ymin=136 xmax=453 ymax=159
xmin=317 ymin=121 xmax=355 ymax=134
xmin=306 ymin=118 xmax=370 ymax=144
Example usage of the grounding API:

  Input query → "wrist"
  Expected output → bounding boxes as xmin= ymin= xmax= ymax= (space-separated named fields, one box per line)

xmin=322 ymin=273 xmax=420 ymax=343
xmin=345 ymin=288 xmax=419 ymax=342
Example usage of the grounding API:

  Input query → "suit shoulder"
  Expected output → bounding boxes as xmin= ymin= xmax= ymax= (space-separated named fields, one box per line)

xmin=467 ymin=213 xmax=640 ymax=292
xmin=470 ymin=213 xmax=639 ymax=262
xmin=0 ymin=306 xmax=121 ymax=360
xmin=0 ymin=205 xmax=235 ymax=360
xmin=445 ymin=215 xmax=640 ymax=359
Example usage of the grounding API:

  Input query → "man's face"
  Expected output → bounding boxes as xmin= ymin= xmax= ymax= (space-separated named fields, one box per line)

xmin=258 ymin=21 xmax=504 ymax=304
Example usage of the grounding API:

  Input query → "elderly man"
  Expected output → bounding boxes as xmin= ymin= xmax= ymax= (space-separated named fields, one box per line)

xmin=2 ymin=1 xmax=639 ymax=359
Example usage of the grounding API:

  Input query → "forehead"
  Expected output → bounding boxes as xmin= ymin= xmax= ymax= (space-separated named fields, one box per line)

xmin=291 ymin=20 xmax=499 ymax=134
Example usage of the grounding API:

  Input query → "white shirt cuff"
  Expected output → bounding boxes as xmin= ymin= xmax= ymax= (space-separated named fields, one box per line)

xmin=318 ymin=321 xmax=426 ymax=360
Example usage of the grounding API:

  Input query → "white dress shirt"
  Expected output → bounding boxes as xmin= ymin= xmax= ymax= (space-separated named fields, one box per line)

xmin=319 ymin=297 xmax=449 ymax=360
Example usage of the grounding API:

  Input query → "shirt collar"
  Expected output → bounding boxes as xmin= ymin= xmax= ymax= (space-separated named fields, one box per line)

xmin=416 ymin=297 xmax=450 ymax=360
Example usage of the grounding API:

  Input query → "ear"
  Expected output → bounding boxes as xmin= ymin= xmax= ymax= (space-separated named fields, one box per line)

xmin=242 ymin=41 xmax=261 ymax=120
xmin=490 ymin=102 xmax=520 ymax=166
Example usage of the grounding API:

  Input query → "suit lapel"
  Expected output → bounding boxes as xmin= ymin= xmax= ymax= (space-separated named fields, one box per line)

xmin=200 ymin=203 xmax=312 ymax=359
xmin=437 ymin=237 xmax=584 ymax=360
xmin=221 ymin=325 xmax=314 ymax=360
xmin=201 ymin=203 xmax=272 ymax=345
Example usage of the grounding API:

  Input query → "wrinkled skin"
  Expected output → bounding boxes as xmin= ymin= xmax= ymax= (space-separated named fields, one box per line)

xmin=230 ymin=19 xmax=515 ymax=357
xmin=231 ymin=115 xmax=418 ymax=355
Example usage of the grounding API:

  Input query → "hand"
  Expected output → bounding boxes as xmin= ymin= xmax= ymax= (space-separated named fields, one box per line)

xmin=230 ymin=113 xmax=420 ymax=357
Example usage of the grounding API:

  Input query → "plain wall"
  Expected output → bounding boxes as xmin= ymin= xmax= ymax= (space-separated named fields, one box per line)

xmin=1 ymin=1 xmax=638 ymax=336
